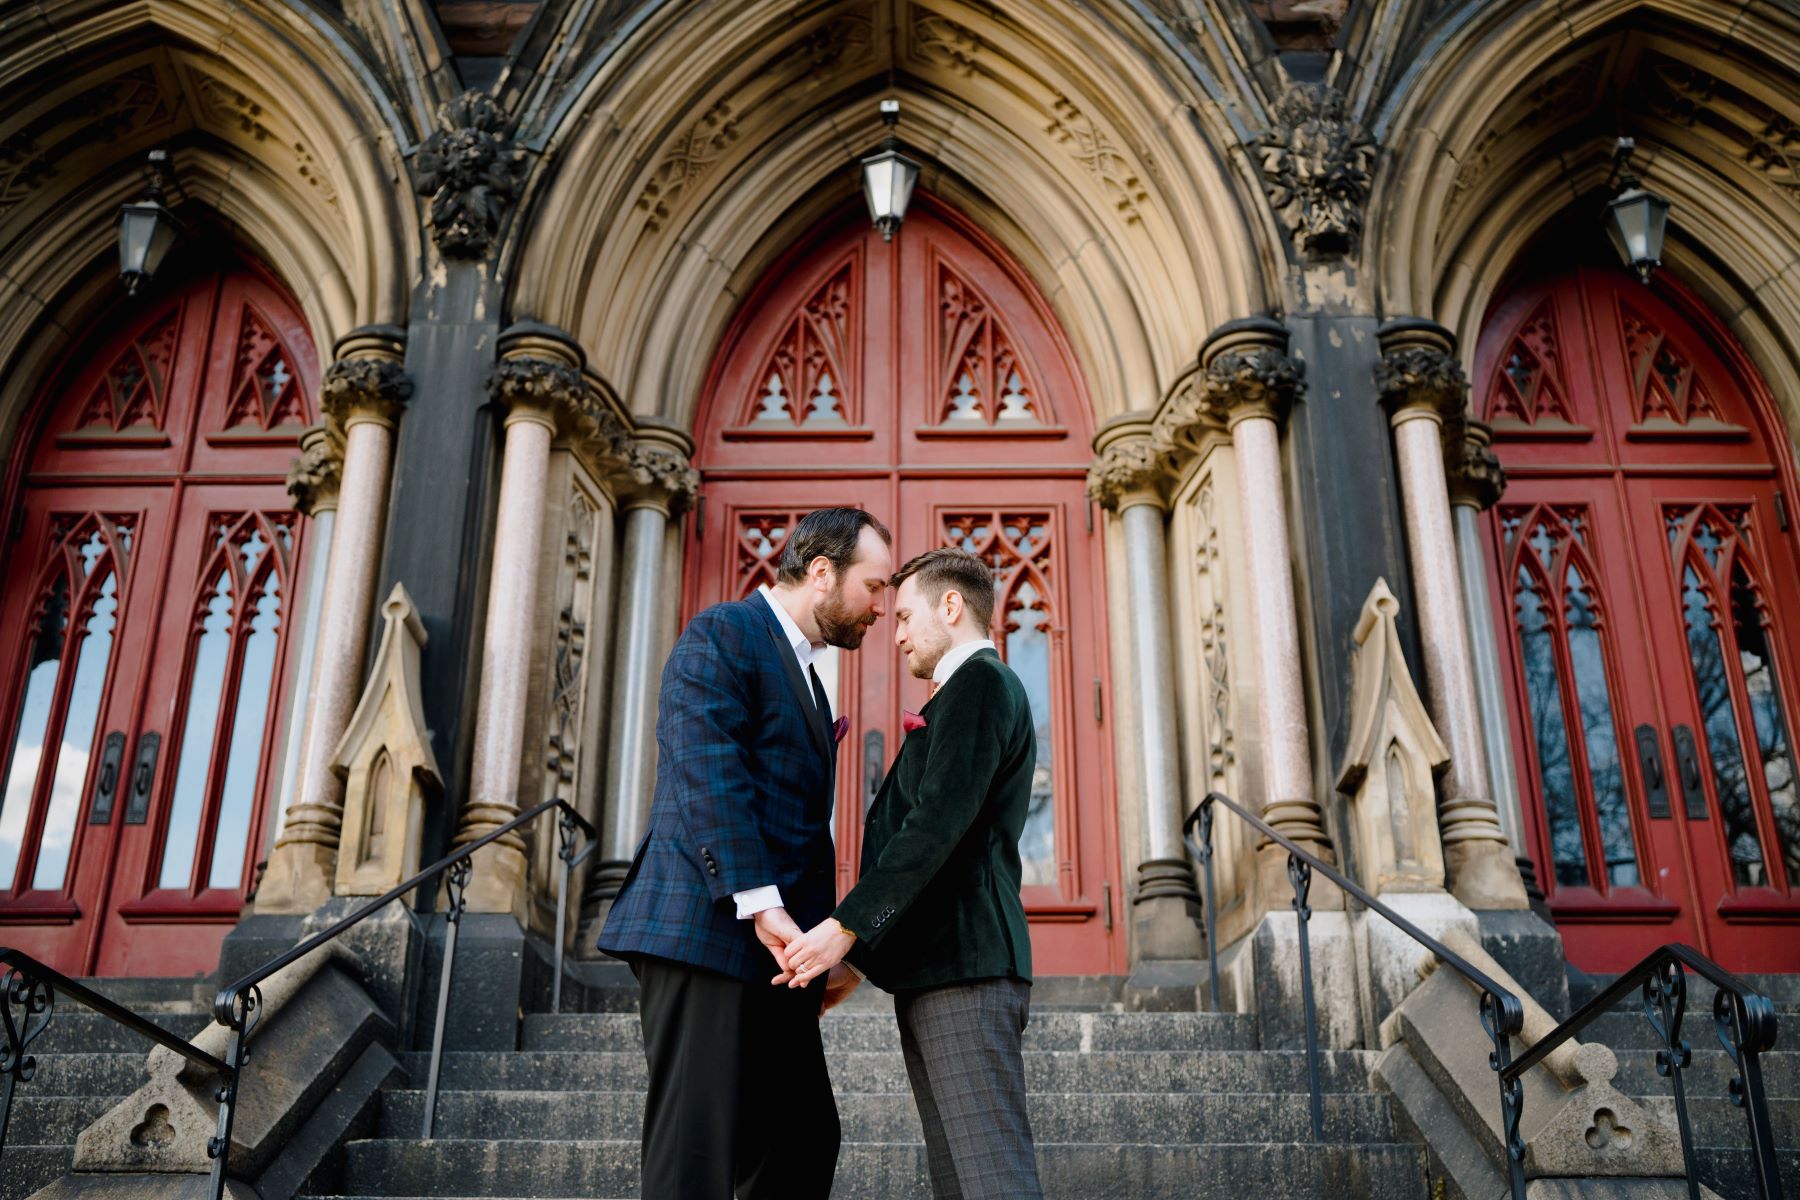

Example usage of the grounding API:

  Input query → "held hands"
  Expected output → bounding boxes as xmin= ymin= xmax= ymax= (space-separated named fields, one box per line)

xmin=752 ymin=907 xmax=803 ymax=976
xmin=771 ymin=918 xmax=857 ymax=988
xmin=820 ymin=963 xmax=861 ymax=1012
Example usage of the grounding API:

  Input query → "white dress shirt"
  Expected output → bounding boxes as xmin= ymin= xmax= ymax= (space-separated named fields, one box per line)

xmin=931 ymin=638 xmax=997 ymax=690
xmin=734 ymin=587 xmax=826 ymax=919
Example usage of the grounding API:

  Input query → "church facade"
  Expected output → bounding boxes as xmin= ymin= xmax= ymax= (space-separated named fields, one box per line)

xmin=3 ymin=0 xmax=1799 ymax=1035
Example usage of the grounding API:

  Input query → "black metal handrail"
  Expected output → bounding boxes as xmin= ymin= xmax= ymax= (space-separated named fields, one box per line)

xmin=0 ymin=949 xmax=230 ymax=1151
xmin=0 ymin=796 xmax=595 ymax=1200
xmin=1184 ymin=791 xmax=1528 ymax=1197
xmin=1501 ymin=943 xmax=1783 ymax=1200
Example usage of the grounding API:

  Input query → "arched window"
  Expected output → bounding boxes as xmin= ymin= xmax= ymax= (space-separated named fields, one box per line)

xmin=0 ymin=263 xmax=319 ymax=976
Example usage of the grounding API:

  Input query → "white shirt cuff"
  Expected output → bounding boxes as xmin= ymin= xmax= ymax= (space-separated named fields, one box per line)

xmin=733 ymin=884 xmax=784 ymax=919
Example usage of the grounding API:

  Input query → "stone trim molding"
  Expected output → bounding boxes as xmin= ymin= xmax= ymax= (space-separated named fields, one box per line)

xmin=319 ymin=325 xmax=412 ymax=429
xmin=1374 ymin=318 xmax=1468 ymax=424
xmin=491 ymin=324 xmax=698 ymax=514
xmin=286 ymin=422 xmax=344 ymax=515
xmin=1445 ymin=418 xmax=1506 ymax=511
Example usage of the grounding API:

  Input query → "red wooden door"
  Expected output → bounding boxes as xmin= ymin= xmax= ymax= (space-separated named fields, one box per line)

xmin=0 ymin=265 xmax=317 ymax=976
xmin=687 ymin=199 xmax=1124 ymax=974
xmin=1479 ymin=265 xmax=1800 ymax=971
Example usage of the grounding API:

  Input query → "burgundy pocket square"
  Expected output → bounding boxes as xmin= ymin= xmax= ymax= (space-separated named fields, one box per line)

xmin=833 ymin=714 xmax=851 ymax=744
xmin=902 ymin=709 xmax=927 ymax=733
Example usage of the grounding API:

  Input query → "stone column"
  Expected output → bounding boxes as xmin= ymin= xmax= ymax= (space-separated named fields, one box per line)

xmin=1088 ymin=418 xmax=1205 ymax=963
xmin=1446 ymin=419 xmax=1541 ymax=897
xmin=1196 ymin=320 xmax=1335 ymax=883
xmin=268 ymin=423 xmax=341 ymax=848
xmin=590 ymin=419 xmax=698 ymax=913
xmin=257 ymin=328 xmax=411 ymax=914
xmin=455 ymin=325 xmax=586 ymax=914
xmin=1375 ymin=319 xmax=1527 ymax=910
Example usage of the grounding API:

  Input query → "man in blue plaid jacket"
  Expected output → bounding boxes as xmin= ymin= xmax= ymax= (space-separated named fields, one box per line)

xmin=600 ymin=506 xmax=893 ymax=1199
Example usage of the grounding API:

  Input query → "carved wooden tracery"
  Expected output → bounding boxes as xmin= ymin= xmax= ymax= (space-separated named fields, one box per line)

xmin=1500 ymin=501 xmax=1643 ymax=894
xmin=935 ymin=260 xmax=1044 ymax=427
xmin=746 ymin=258 xmax=860 ymax=427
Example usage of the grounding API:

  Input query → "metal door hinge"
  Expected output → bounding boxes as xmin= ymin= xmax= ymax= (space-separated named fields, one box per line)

xmin=1093 ymin=678 xmax=1104 ymax=724
xmin=1776 ymin=489 xmax=1790 ymax=533
xmin=694 ymin=493 xmax=705 ymax=537
xmin=1102 ymin=881 xmax=1113 ymax=931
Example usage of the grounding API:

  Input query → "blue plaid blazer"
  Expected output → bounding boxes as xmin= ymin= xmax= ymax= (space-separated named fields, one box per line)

xmin=598 ymin=596 xmax=839 ymax=984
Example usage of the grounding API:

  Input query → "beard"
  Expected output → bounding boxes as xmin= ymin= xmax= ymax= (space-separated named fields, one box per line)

xmin=905 ymin=614 xmax=953 ymax=679
xmin=815 ymin=582 xmax=876 ymax=649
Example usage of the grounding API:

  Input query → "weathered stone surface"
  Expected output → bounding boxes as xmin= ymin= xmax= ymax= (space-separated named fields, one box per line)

xmin=1252 ymin=910 xmax=1362 ymax=1050
xmin=1353 ymin=891 xmax=1479 ymax=1047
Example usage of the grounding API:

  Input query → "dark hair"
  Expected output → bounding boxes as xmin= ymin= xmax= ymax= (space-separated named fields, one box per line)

xmin=776 ymin=507 xmax=892 ymax=585
xmin=891 ymin=547 xmax=994 ymax=634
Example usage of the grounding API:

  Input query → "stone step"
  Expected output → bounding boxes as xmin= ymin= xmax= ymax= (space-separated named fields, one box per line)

xmin=395 ymin=1049 xmax=1383 ymax=1095
xmin=1688 ymin=1143 xmax=1800 ymax=1199
xmin=378 ymin=1087 xmax=1395 ymax=1144
xmin=1579 ymin=1009 xmax=1800 ymax=1050
xmin=0 ymin=1144 xmax=73 ymax=1200
xmin=29 ymin=1008 xmax=212 ymax=1054
xmin=7 ymin=1052 xmax=147 ymax=1097
xmin=332 ymin=1138 xmax=1431 ymax=1199
xmin=1610 ymin=1047 xmax=1800 ymax=1097
xmin=1637 ymin=1094 xmax=1800 ymax=1149
xmin=0 ymin=1094 xmax=124 ymax=1147
xmin=522 ymin=1009 xmax=1259 ymax=1054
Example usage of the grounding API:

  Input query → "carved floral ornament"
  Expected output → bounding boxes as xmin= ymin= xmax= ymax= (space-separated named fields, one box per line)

xmin=415 ymin=91 xmax=529 ymax=258
xmin=285 ymin=423 xmax=344 ymax=515
xmin=1260 ymin=82 xmax=1377 ymax=259
xmin=1373 ymin=344 xmax=1468 ymax=422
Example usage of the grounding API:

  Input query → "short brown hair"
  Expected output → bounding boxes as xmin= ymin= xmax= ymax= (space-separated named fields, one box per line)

xmin=777 ymin=508 xmax=892 ymax=585
xmin=891 ymin=547 xmax=994 ymax=633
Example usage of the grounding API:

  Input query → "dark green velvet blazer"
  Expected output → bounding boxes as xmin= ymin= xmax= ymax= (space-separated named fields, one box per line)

xmin=835 ymin=647 xmax=1035 ymax=992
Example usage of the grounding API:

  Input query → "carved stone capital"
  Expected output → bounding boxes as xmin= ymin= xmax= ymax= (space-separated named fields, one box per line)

xmin=615 ymin=419 xmax=699 ymax=516
xmin=1445 ymin=417 xmax=1507 ymax=511
xmin=1375 ymin=319 xmax=1468 ymax=423
xmin=320 ymin=327 xmax=411 ymax=428
xmin=1260 ymin=82 xmax=1376 ymax=260
xmin=490 ymin=322 xmax=586 ymax=430
xmin=416 ymin=90 xmax=528 ymax=259
xmin=1197 ymin=317 xmax=1303 ymax=427
xmin=1086 ymin=418 xmax=1164 ymax=512
xmin=286 ymin=422 xmax=344 ymax=515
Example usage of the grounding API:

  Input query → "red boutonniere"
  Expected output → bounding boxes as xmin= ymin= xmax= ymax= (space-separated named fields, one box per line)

xmin=832 ymin=714 xmax=850 ymax=745
xmin=902 ymin=709 xmax=928 ymax=733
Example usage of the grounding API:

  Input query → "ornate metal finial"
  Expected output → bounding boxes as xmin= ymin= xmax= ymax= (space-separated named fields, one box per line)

xmin=1261 ymin=82 xmax=1377 ymax=260
xmin=415 ymin=91 xmax=529 ymax=258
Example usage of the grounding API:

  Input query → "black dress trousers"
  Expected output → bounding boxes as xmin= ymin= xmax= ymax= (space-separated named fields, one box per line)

xmin=633 ymin=955 xmax=840 ymax=1199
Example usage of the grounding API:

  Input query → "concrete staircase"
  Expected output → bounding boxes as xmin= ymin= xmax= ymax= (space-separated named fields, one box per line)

xmin=0 ymin=978 xmax=213 ymax=1200
xmin=298 ymin=1005 xmax=1433 ymax=1200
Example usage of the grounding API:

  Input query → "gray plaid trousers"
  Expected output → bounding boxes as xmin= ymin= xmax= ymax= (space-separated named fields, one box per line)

xmin=894 ymin=978 xmax=1042 ymax=1200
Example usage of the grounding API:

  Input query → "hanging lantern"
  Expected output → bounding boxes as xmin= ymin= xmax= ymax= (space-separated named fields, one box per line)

xmin=117 ymin=150 xmax=181 ymax=296
xmin=1605 ymin=138 xmax=1672 ymax=284
xmin=860 ymin=100 xmax=920 ymax=241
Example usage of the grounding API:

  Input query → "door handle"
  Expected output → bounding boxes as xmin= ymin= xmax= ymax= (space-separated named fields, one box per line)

xmin=1671 ymin=725 xmax=1708 ymax=821
xmin=1634 ymin=725 xmax=1671 ymax=819
xmin=862 ymin=730 xmax=885 ymax=815
xmin=87 ymin=731 xmax=127 ymax=824
xmin=124 ymin=732 xmax=160 ymax=825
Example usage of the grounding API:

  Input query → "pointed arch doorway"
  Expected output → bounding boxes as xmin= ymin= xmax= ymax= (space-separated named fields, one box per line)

xmin=0 ymin=262 xmax=319 ymax=976
xmin=1479 ymin=264 xmax=1800 ymax=973
xmin=687 ymin=197 xmax=1123 ymax=975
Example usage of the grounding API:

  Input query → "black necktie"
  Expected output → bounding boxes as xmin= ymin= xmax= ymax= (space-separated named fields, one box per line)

xmin=808 ymin=663 xmax=831 ymax=716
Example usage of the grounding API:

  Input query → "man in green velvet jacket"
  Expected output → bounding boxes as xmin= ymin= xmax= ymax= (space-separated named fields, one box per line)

xmin=779 ymin=546 xmax=1042 ymax=1199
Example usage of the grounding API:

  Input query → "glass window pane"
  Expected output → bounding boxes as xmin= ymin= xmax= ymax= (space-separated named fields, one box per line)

xmin=208 ymin=575 xmax=281 ymax=890
xmin=1516 ymin=566 xmax=1588 ymax=887
xmin=1564 ymin=566 xmax=1640 ymax=887
xmin=1729 ymin=570 xmax=1799 ymax=887
xmin=0 ymin=578 xmax=70 ymax=889
xmin=160 ymin=573 xmax=234 ymax=890
xmin=1006 ymin=579 xmax=1056 ymax=887
xmin=1681 ymin=565 xmax=1768 ymax=887
xmin=31 ymin=573 xmax=118 ymax=890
